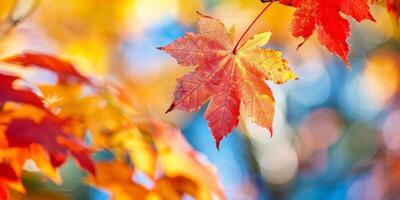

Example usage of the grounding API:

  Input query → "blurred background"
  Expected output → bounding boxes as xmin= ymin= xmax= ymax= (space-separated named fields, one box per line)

xmin=1 ymin=0 xmax=400 ymax=199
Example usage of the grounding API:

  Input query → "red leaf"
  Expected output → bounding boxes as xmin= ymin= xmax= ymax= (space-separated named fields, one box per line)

xmin=3 ymin=52 xmax=90 ymax=84
xmin=0 ymin=163 xmax=19 ymax=200
xmin=159 ymin=13 xmax=296 ymax=148
xmin=0 ymin=74 xmax=44 ymax=108
xmin=384 ymin=0 xmax=400 ymax=20
xmin=0 ymin=185 xmax=8 ymax=200
xmin=279 ymin=0 xmax=375 ymax=67
xmin=0 ymin=164 xmax=18 ymax=183
xmin=5 ymin=116 xmax=95 ymax=175
xmin=204 ymin=58 xmax=241 ymax=148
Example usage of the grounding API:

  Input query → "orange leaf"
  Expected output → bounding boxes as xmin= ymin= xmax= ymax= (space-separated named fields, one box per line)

xmin=158 ymin=12 xmax=296 ymax=148
xmin=29 ymin=144 xmax=62 ymax=184
xmin=152 ymin=176 xmax=198 ymax=200
xmin=138 ymin=120 xmax=225 ymax=199
xmin=89 ymin=162 xmax=148 ymax=200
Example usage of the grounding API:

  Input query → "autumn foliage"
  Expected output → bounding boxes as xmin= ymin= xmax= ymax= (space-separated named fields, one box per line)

xmin=0 ymin=0 xmax=399 ymax=200
xmin=0 ymin=53 xmax=222 ymax=199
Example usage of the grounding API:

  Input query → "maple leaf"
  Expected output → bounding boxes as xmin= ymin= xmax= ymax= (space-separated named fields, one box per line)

xmin=39 ymin=84 xmax=135 ymax=147
xmin=0 ymin=148 xmax=27 ymax=199
xmin=137 ymin=120 xmax=225 ymax=199
xmin=111 ymin=128 xmax=157 ymax=178
xmin=278 ymin=0 xmax=375 ymax=67
xmin=4 ymin=116 xmax=95 ymax=175
xmin=2 ymin=52 xmax=90 ymax=84
xmin=153 ymin=176 xmax=199 ymax=200
xmin=87 ymin=161 xmax=149 ymax=200
xmin=158 ymin=12 xmax=296 ymax=148
xmin=0 ymin=73 xmax=44 ymax=109
xmin=384 ymin=0 xmax=400 ymax=20
xmin=0 ymin=163 xmax=18 ymax=200
xmin=0 ymin=148 xmax=30 ymax=184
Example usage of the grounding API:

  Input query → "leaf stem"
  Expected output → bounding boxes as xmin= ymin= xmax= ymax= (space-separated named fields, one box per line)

xmin=232 ymin=0 xmax=275 ymax=54
xmin=0 ymin=0 xmax=41 ymax=44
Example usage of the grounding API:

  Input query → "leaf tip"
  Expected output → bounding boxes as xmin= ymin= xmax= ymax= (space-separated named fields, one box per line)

xmin=215 ymin=139 xmax=221 ymax=150
xmin=344 ymin=58 xmax=351 ymax=70
xmin=195 ymin=11 xmax=210 ymax=18
xmin=284 ymin=71 xmax=298 ymax=82
xmin=296 ymin=39 xmax=307 ymax=50
xmin=1 ymin=54 xmax=17 ymax=62
xmin=268 ymin=127 xmax=273 ymax=138
xmin=213 ymin=134 xmax=226 ymax=150
xmin=368 ymin=13 xmax=376 ymax=22
xmin=165 ymin=103 xmax=176 ymax=113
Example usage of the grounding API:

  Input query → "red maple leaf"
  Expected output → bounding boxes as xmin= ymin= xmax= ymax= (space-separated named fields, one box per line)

xmin=4 ymin=116 xmax=95 ymax=175
xmin=0 ymin=74 xmax=44 ymax=109
xmin=3 ymin=52 xmax=90 ymax=84
xmin=279 ymin=0 xmax=375 ymax=67
xmin=158 ymin=12 xmax=296 ymax=148
xmin=0 ymin=164 xmax=18 ymax=200
xmin=385 ymin=0 xmax=400 ymax=19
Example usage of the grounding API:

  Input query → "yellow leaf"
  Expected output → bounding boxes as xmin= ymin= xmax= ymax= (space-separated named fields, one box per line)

xmin=29 ymin=144 xmax=62 ymax=184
